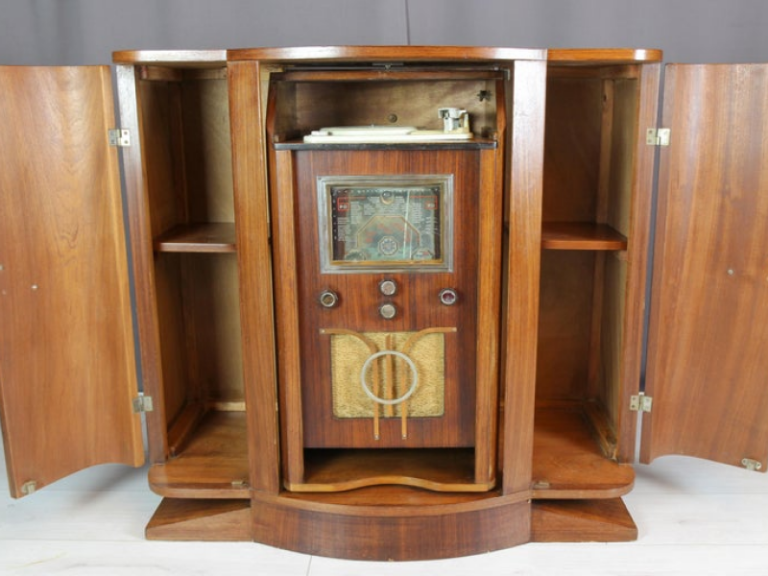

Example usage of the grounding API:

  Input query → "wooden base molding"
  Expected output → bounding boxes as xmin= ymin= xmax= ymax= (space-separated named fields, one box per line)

xmin=145 ymin=498 xmax=251 ymax=541
xmin=531 ymin=498 xmax=638 ymax=542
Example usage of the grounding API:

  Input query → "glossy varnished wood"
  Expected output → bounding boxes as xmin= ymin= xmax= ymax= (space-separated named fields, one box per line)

xmin=643 ymin=64 xmax=768 ymax=471
xmin=228 ymin=61 xmax=283 ymax=494
xmin=532 ymin=406 xmax=635 ymax=499
xmin=293 ymin=448 xmax=491 ymax=493
xmin=0 ymin=66 xmax=143 ymax=497
xmin=145 ymin=498 xmax=251 ymax=541
xmin=531 ymin=498 xmax=637 ymax=542
xmin=541 ymin=222 xmax=627 ymax=250
xmin=229 ymin=45 xmax=545 ymax=64
xmin=148 ymin=411 xmax=249 ymax=499
xmin=153 ymin=223 xmax=237 ymax=252
xmin=501 ymin=60 xmax=548 ymax=495
xmin=250 ymin=490 xmax=530 ymax=560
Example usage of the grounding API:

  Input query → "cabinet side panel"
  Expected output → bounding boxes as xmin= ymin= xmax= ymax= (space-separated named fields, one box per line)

xmin=644 ymin=64 xmax=768 ymax=470
xmin=228 ymin=61 xmax=282 ymax=494
xmin=0 ymin=66 xmax=144 ymax=497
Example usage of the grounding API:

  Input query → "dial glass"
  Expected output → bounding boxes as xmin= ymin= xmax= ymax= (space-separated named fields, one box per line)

xmin=317 ymin=175 xmax=454 ymax=273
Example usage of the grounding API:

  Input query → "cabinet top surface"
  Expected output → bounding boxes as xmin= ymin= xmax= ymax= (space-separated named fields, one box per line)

xmin=112 ymin=46 xmax=662 ymax=66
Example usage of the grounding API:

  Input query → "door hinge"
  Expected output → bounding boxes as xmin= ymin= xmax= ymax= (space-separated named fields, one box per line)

xmin=741 ymin=458 xmax=763 ymax=472
xmin=21 ymin=480 xmax=37 ymax=495
xmin=646 ymin=128 xmax=670 ymax=147
xmin=630 ymin=393 xmax=653 ymax=413
xmin=132 ymin=395 xmax=154 ymax=413
xmin=108 ymin=128 xmax=131 ymax=147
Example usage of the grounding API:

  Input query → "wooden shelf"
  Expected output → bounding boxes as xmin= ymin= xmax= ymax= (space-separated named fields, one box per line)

xmin=532 ymin=406 xmax=634 ymax=499
xmin=541 ymin=222 xmax=627 ymax=251
xmin=148 ymin=411 xmax=249 ymax=499
xmin=290 ymin=448 xmax=492 ymax=493
xmin=153 ymin=223 xmax=236 ymax=253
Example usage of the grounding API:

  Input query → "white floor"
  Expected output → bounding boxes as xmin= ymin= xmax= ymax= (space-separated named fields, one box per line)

xmin=1 ymin=446 xmax=767 ymax=576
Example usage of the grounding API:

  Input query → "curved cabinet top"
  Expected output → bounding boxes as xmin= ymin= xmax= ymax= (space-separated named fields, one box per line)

xmin=113 ymin=46 xmax=664 ymax=66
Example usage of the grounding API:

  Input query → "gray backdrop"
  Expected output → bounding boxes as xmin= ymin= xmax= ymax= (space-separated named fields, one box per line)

xmin=1 ymin=0 xmax=767 ymax=65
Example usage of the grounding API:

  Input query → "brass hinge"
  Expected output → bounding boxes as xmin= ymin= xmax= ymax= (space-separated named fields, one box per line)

xmin=108 ymin=128 xmax=131 ymax=147
xmin=630 ymin=393 xmax=653 ymax=413
xmin=21 ymin=480 xmax=37 ymax=495
xmin=646 ymin=128 xmax=670 ymax=147
xmin=132 ymin=395 xmax=154 ymax=413
xmin=741 ymin=458 xmax=763 ymax=472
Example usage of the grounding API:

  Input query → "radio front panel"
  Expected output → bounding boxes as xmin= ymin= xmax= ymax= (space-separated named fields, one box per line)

xmin=292 ymin=149 xmax=482 ymax=449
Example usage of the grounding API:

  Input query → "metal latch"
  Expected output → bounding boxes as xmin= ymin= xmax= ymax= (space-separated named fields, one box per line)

xmin=630 ymin=394 xmax=653 ymax=413
xmin=132 ymin=395 xmax=154 ymax=413
xmin=646 ymin=128 xmax=670 ymax=147
xmin=741 ymin=458 xmax=763 ymax=472
xmin=108 ymin=128 xmax=131 ymax=147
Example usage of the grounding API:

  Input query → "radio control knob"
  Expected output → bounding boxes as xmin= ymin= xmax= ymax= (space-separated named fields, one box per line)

xmin=379 ymin=279 xmax=398 ymax=296
xmin=379 ymin=303 xmax=397 ymax=319
xmin=319 ymin=290 xmax=339 ymax=309
xmin=439 ymin=288 xmax=458 ymax=306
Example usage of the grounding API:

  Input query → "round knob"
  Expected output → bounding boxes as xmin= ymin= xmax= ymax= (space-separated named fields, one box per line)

xmin=379 ymin=303 xmax=397 ymax=319
xmin=379 ymin=279 xmax=397 ymax=296
xmin=439 ymin=288 xmax=458 ymax=306
xmin=318 ymin=290 xmax=339 ymax=308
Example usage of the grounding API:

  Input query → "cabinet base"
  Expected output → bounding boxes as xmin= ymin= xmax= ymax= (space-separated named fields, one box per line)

xmin=144 ymin=495 xmax=637 ymax=558
xmin=145 ymin=498 xmax=251 ymax=541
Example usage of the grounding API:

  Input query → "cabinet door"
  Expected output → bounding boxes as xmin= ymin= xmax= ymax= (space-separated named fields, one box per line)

xmin=642 ymin=64 xmax=768 ymax=471
xmin=0 ymin=66 xmax=144 ymax=497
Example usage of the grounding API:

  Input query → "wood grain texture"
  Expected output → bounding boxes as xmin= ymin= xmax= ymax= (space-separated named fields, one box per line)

xmin=548 ymin=48 xmax=663 ymax=64
xmin=148 ymin=412 xmax=249 ymax=499
xmin=0 ymin=66 xmax=143 ymax=498
xmin=145 ymin=498 xmax=251 ymax=541
xmin=229 ymin=45 xmax=545 ymax=64
xmin=290 ymin=448 xmax=491 ymax=493
xmin=117 ymin=64 xmax=171 ymax=463
xmin=614 ymin=64 xmax=660 ymax=463
xmin=643 ymin=64 xmax=768 ymax=471
xmin=251 ymin=491 xmax=530 ymax=560
xmin=501 ymin=60 xmax=547 ymax=494
xmin=531 ymin=498 xmax=637 ymax=542
xmin=541 ymin=222 xmax=627 ymax=250
xmin=532 ymin=407 xmax=635 ymax=499
xmin=291 ymin=149 xmax=480 ymax=450
xmin=228 ymin=61 xmax=283 ymax=494
xmin=153 ymin=223 xmax=237 ymax=252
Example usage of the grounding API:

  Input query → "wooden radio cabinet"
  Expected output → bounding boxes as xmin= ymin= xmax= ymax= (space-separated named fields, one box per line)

xmin=1 ymin=46 xmax=767 ymax=561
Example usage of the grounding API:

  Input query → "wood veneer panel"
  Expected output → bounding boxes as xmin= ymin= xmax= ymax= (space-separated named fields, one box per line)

xmin=0 ymin=66 xmax=143 ymax=497
xmin=146 ymin=498 xmax=251 ymax=541
xmin=541 ymin=222 xmax=627 ymax=250
xmin=251 ymin=491 xmax=530 ymax=560
xmin=148 ymin=411 xmax=249 ymax=499
xmin=501 ymin=60 xmax=547 ymax=495
xmin=228 ymin=61 xmax=282 ymax=494
xmin=531 ymin=498 xmax=637 ymax=542
xmin=290 ymin=449 xmax=489 ymax=493
xmin=229 ymin=45 xmax=545 ymax=64
xmin=532 ymin=407 xmax=634 ymax=499
xmin=154 ymin=223 xmax=237 ymax=252
xmin=643 ymin=64 xmax=768 ymax=471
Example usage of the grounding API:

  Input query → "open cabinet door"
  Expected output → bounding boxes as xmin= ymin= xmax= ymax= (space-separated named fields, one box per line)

xmin=0 ymin=66 xmax=144 ymax=497
xmin=642 ymin=64 xmax=768 ymax=471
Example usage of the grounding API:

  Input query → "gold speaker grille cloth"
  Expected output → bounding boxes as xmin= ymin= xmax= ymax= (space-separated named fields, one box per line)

xmin=329 ymin=331 xmax=445 ymax=418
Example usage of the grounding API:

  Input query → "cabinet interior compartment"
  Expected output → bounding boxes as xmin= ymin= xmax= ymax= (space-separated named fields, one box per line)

xmin=534 ymin=64 xmax=640 ymax=497
xmin=136 ymin=65 xmax=248 ymax=497
xmin=266 ymin=68 xmax=506 ymax=493
xmin=267 ymin=67 xmax=504 ymax=143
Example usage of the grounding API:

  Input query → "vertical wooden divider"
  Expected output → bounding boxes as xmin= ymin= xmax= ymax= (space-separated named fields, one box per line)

xmin=228 ymin=60 xmax=281 ymax=495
